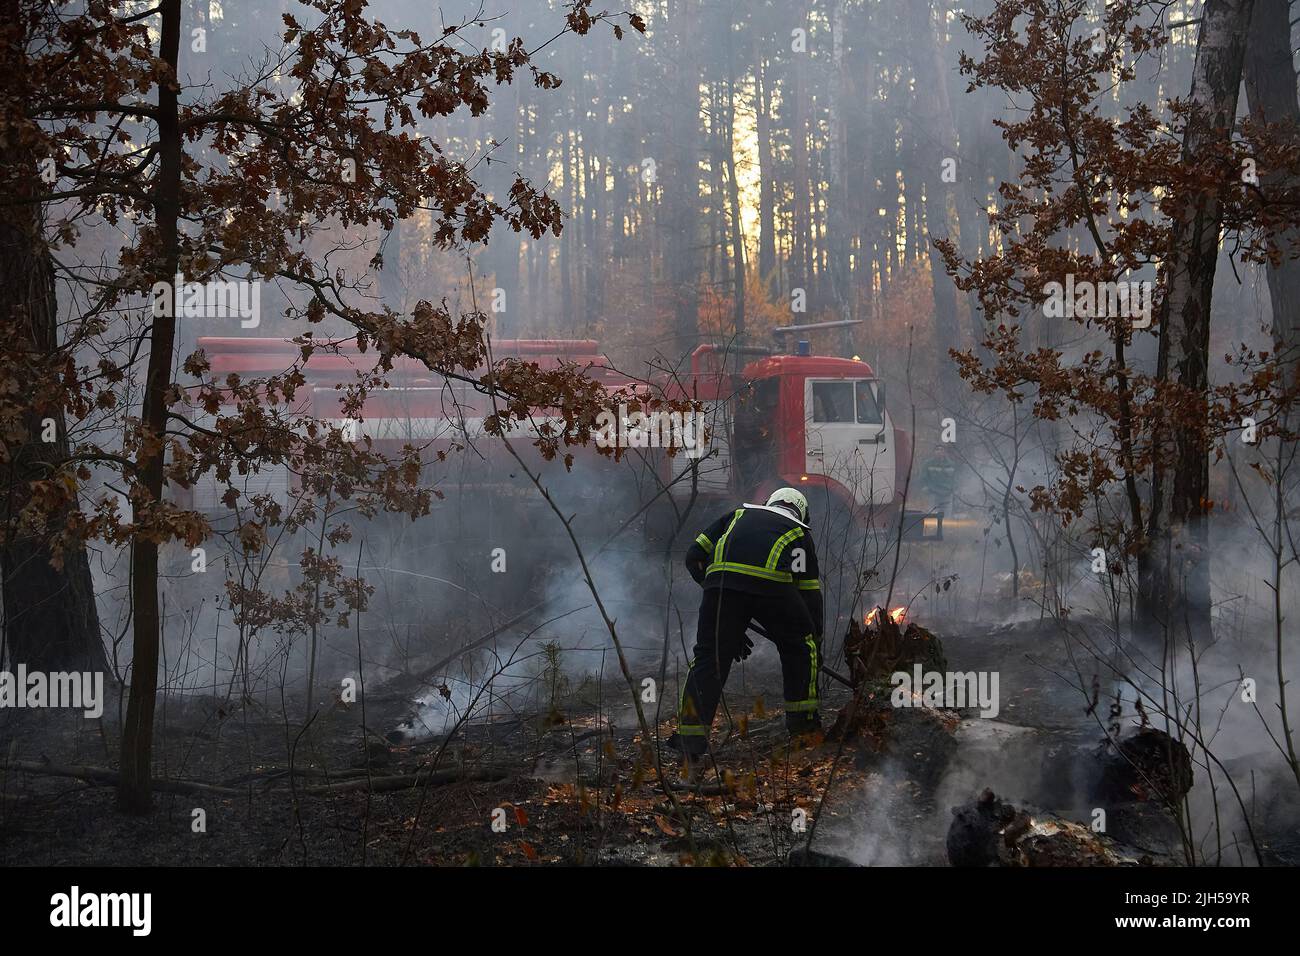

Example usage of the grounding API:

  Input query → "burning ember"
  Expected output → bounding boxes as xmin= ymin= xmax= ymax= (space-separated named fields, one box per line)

xmin=865 ymin=606 xmax=908 ymax=626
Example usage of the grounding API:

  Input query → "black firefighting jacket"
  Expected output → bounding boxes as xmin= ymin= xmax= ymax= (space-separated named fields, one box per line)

xmin=685 ymin=504 xmax=823 ymax=637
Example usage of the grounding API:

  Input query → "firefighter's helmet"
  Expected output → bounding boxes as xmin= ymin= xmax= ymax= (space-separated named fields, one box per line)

xmin=766 ymin=487 xmax=808 ymax=523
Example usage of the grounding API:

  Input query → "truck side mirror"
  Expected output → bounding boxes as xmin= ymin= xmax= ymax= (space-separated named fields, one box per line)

xmin=875 ymin=382 xmax=886 ymax=410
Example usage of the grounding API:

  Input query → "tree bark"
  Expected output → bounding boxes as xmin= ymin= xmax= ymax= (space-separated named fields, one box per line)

xmin=560 ymin=121 xmax=574 ymax=325
xmin=724 ymin=2 xmax=746 ymax=341
xmin=1244 ymin=0 xmax=1300 ymax=366
xmin=119 ymin=0 xmax=183 ymax=814
xmin=826 ymin=0 xmax=854 ymax=355
xmin=0 ymin=0 xmax=106 ymax=676
xmin=379 ymin=216 xmax=404 ymax=311
xmin=756 ymin=55 xmax=777 ymax=290
xmin=915 ymin=0 xmax=964 ymax=410
xmin=664 ymin=0 xmax=700 ymax=356
xmin=1145 ymin=0 xmax=1255 ymax=642
xmin=855 ymin=4 xmax=877 ymax=330
xmin=789 ymin=8 xmax=813 ymax=315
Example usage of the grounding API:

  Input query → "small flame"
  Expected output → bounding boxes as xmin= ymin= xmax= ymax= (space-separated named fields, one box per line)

xmin=865 ymin=606 xmax=907 ymax=626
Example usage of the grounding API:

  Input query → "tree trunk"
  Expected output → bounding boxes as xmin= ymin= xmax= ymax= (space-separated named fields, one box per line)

xmin=756 ymin=55 xmax=777 ymax=290
xmin=0 ymin=0 xmax=106 ymax=676
xmin=724 ymin=3 xmax=746 ymax=341
xmin=826 ymin=0 xmax=853 ymax=355
xmin=957 ymin=71 xmax=1003 ymax=357
xmin=916 ymin=0 xmax=963 ymax=410
xmin=664 ymin=0 xmax=700 ymax=356
xmin=584 ymin=42 xmax=607 ymax=324
xmin=709 ymin=82 xmax=723 ymax=288
xmin=790 ymin=16 xmax=813 ymax=316
xmin=379 ymin=216 xmax=403 ymax=311
xmin=560 ymin=122 xmax=574 ymax=324
xmin=119 ymin=0 xmax=183 ymax=814
xmin=1244 ymin=0 xmax=1300 ymax=367
xmin=1145 ymin=0 xmax=1255 ymax=642
xmin=855 ymin=5 xmax=877 ymax=332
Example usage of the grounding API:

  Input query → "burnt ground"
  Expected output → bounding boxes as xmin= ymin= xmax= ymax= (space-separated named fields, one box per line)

xmin=2 ymin=609 xmax=1298 ymax=867
xmin=0 ymin=678 xmax=888 ymax=867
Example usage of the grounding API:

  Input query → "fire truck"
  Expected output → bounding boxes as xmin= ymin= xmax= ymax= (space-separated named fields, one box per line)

xmin=181 ymin=336 xmax=942 ymax=547
xmin=657 ymin=341 xmax=941 ymax=543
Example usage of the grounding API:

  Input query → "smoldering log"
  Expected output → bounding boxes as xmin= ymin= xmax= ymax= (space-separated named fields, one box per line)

xmin=946 ymin=789 xmax=1169 ymax=867
xmin=1035 ymin=728 xmax=1194 ymax=810
xmin=841 ymin=611 xmax=948 ymax=687
xmin=1096 ymin=728 xmax=1194 ymax=805
xmin=825 ymin=613 xmax=958 ymax=791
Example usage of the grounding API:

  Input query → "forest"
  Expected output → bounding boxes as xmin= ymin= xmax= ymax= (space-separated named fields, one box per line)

xmin=0 ymin=0 xmax=1298 ymax=900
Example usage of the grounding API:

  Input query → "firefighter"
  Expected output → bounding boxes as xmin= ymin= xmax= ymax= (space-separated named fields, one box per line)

xmin=668 ymin=487 xmax=823 ymax=761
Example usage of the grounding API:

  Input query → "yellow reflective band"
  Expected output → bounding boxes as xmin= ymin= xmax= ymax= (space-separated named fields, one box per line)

xmin=804 ymin=635 xmax=819 ymax=704
xmin=704 ymin=561 xmax=794 ymax=583
xmin=784 ymin=699 xmax=820 ymax=712
xmin=677 ymin=724 xmax=709 ymax=735
xmin=711 ymin=509 xmax=745 ymax=563
xmin=766 ymin=526 xmax=804 ymax=570
xmin=796 ymin=578 xmax=821 ymax=591
xmin=695 ymin=533 xmax=714 ymax=554
xmin=678 ymin=659 xmax=696 ymax=720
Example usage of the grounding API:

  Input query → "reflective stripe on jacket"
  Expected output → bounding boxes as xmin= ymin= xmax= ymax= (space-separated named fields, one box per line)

xmin=685 ymin=505 xmax=823 ymax=636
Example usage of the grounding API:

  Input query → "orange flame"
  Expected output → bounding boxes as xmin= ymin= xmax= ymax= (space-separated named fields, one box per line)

xmin=865 ymin=606 xmax=907 ymax=626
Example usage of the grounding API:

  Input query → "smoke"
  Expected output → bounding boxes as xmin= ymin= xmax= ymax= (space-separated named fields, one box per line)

xmin=830 ymin=503 xmax=1300 ymax=865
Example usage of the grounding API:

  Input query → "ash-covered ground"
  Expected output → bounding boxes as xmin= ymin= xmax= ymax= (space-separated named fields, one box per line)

xmin=5 ymin=595 xmax=1296 ymax=867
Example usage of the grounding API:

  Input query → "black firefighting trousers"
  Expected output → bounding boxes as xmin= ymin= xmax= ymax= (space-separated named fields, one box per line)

xmin=676 ymin=587 xmax=821 ymax=754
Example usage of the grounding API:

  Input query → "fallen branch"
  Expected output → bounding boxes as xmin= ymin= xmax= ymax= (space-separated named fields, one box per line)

xmin=301 ymin=766 xmax=511 ymax=795
xmin=221 ymin=766 xmax=372 ymax=786
xmin=3 ymin=760 xmax=512 ymax=798
xmin=662 ymin=780 xmax=744 ymax=797
xmin=2 ymin=760 xmax=245 ymax=797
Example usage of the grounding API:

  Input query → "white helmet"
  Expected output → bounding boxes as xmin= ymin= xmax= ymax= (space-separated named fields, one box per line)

xmin=766 ymin=487 xmax=808 ymax=523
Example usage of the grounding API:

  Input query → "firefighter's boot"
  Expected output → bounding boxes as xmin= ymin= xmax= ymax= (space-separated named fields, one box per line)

xmin=786 ymin=711 xmax=823 ymax=747
xmin=663 ymin=732 xmax=707 ymax=779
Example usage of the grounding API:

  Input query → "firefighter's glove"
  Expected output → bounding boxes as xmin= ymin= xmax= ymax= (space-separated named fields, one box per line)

xmin=734 ymin=635 xmax=754 ymax=663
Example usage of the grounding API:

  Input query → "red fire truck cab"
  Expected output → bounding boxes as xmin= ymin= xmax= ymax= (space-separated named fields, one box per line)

xmin=657 ymin=344 xmax=939 ymax=541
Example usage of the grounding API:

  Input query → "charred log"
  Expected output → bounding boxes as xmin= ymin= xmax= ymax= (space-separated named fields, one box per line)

xmin=1097 ymin=728 xmax=1194 ymax=807
xmin=947 ymin=789 xmax=1167 ymax=867
xmin=1036 ymin=728 xmax=1194 ymax=811
xmin=827 ymin=614 xmax=958 ymax=791
xmin=841 ymin=612 xmax=948 ymax=688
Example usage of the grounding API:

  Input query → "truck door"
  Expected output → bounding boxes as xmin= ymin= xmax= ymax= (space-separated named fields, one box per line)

xmin=734 ymin=377 xmax=780 ymax=489
xmin=804 ymin=378 xmax=895 ymax=505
